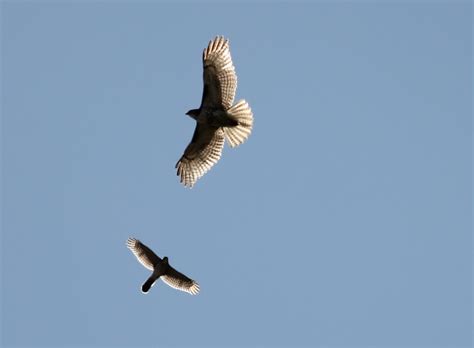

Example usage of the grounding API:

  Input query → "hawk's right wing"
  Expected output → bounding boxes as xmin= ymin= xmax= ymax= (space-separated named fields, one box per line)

xmin=176 ymin=125 xmax=225 ymax=188
xmin=200 ymin=36 xmax=237 ymax=110
xmin=126 ymin=238 xmax=162 ymax=271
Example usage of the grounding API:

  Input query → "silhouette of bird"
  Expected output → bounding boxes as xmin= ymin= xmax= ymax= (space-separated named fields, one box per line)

xmin=126 ymin=238 xmax=200 ymax=295
xmin=176 ymin=36 xmax=254 ymax=187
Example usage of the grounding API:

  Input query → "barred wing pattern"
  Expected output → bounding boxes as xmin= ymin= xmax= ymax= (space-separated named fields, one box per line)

xmin=176 ymin=127 xmax=225 ymax=187
xmin=201 ymin=36 xmax=237 ymax=110
xmin=126 ymin=238 xmax=161 ymax=271
xmin=161 ymin=266 xmax=200 ymax=295
xmin=127 ymin=237 xmax=200 ymax=296
xmin=176 ymin=36 xmax=253 ymax=188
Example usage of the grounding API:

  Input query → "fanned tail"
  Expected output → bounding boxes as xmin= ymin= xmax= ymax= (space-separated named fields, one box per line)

xmin=224 ymin=100 xmax=253 ymax=148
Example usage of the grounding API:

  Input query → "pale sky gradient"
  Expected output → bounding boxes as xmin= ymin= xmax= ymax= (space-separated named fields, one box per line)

xmin=2 ymin=2 xmax=472 ymax=347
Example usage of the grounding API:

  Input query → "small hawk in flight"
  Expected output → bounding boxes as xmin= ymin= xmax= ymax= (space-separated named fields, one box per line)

xmin=126 ymin=238 xmax=200 ymax=295
xmin=176 ymin=36 xmax=254 ymax=187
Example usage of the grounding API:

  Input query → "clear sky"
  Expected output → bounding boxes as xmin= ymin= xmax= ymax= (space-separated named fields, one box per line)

xmin=1 ymin=1 xmax=472 ymax=347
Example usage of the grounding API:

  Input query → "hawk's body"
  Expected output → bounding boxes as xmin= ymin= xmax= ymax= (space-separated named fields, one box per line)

xmin=176 ymin=36 xmax=254 ymax=187
xmin=126 ymin=238 xmax=200 ymax=295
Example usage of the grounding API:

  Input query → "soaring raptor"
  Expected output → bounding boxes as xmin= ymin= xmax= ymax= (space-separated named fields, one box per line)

xmin=126 ymin=238 xmax=200 ymax=295
xmin=176 ymin=36 xmax=254 ymax=187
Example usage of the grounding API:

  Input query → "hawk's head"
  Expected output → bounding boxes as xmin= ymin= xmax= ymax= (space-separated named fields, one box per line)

xmin=186 ymin=109 xmax=200 ymax=120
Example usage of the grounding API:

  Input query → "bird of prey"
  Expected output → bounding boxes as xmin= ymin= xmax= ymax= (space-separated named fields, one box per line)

xmin=126 ymin=238 xmax=200 ymax=295
xmin=176 ymin=36 xmax=254 ymax=187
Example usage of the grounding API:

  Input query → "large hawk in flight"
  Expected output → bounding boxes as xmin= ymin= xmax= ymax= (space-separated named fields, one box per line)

xmin=176 ymin=36 xmax=254 ymax=187
xmin=126 ymin=238 xmax=200 ymax=295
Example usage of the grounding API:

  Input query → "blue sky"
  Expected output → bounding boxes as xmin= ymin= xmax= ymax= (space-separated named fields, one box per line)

xmin=2 ymin=2 xmax=472 ymax=347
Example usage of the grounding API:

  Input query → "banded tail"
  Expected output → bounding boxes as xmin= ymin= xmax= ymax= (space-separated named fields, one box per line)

xmin=224 ymin=100 xmax=253 ymax=148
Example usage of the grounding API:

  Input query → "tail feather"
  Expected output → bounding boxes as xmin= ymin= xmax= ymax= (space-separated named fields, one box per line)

xmin=141 ymin=275 xmax=159 ymax=294
xmin=224 ymin=100 xmax=253 ymax=148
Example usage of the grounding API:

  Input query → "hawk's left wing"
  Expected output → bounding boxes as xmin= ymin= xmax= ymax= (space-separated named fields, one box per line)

xmin=161 ymin=266 xmax=200 ymax=295
xmin=200 ymin=36 xmax=237 ymax=110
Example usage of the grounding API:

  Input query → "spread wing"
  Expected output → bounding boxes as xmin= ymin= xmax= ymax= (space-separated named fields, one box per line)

xmin=200 ymin=36 xmax=237 ymax=110
xmin=176 ymin=125 xmax=225 ymax=187
xmin=161 ymin=266 xmax=200 ymax=295
xmin=126 ymin=238 xmax=162 ymax=271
